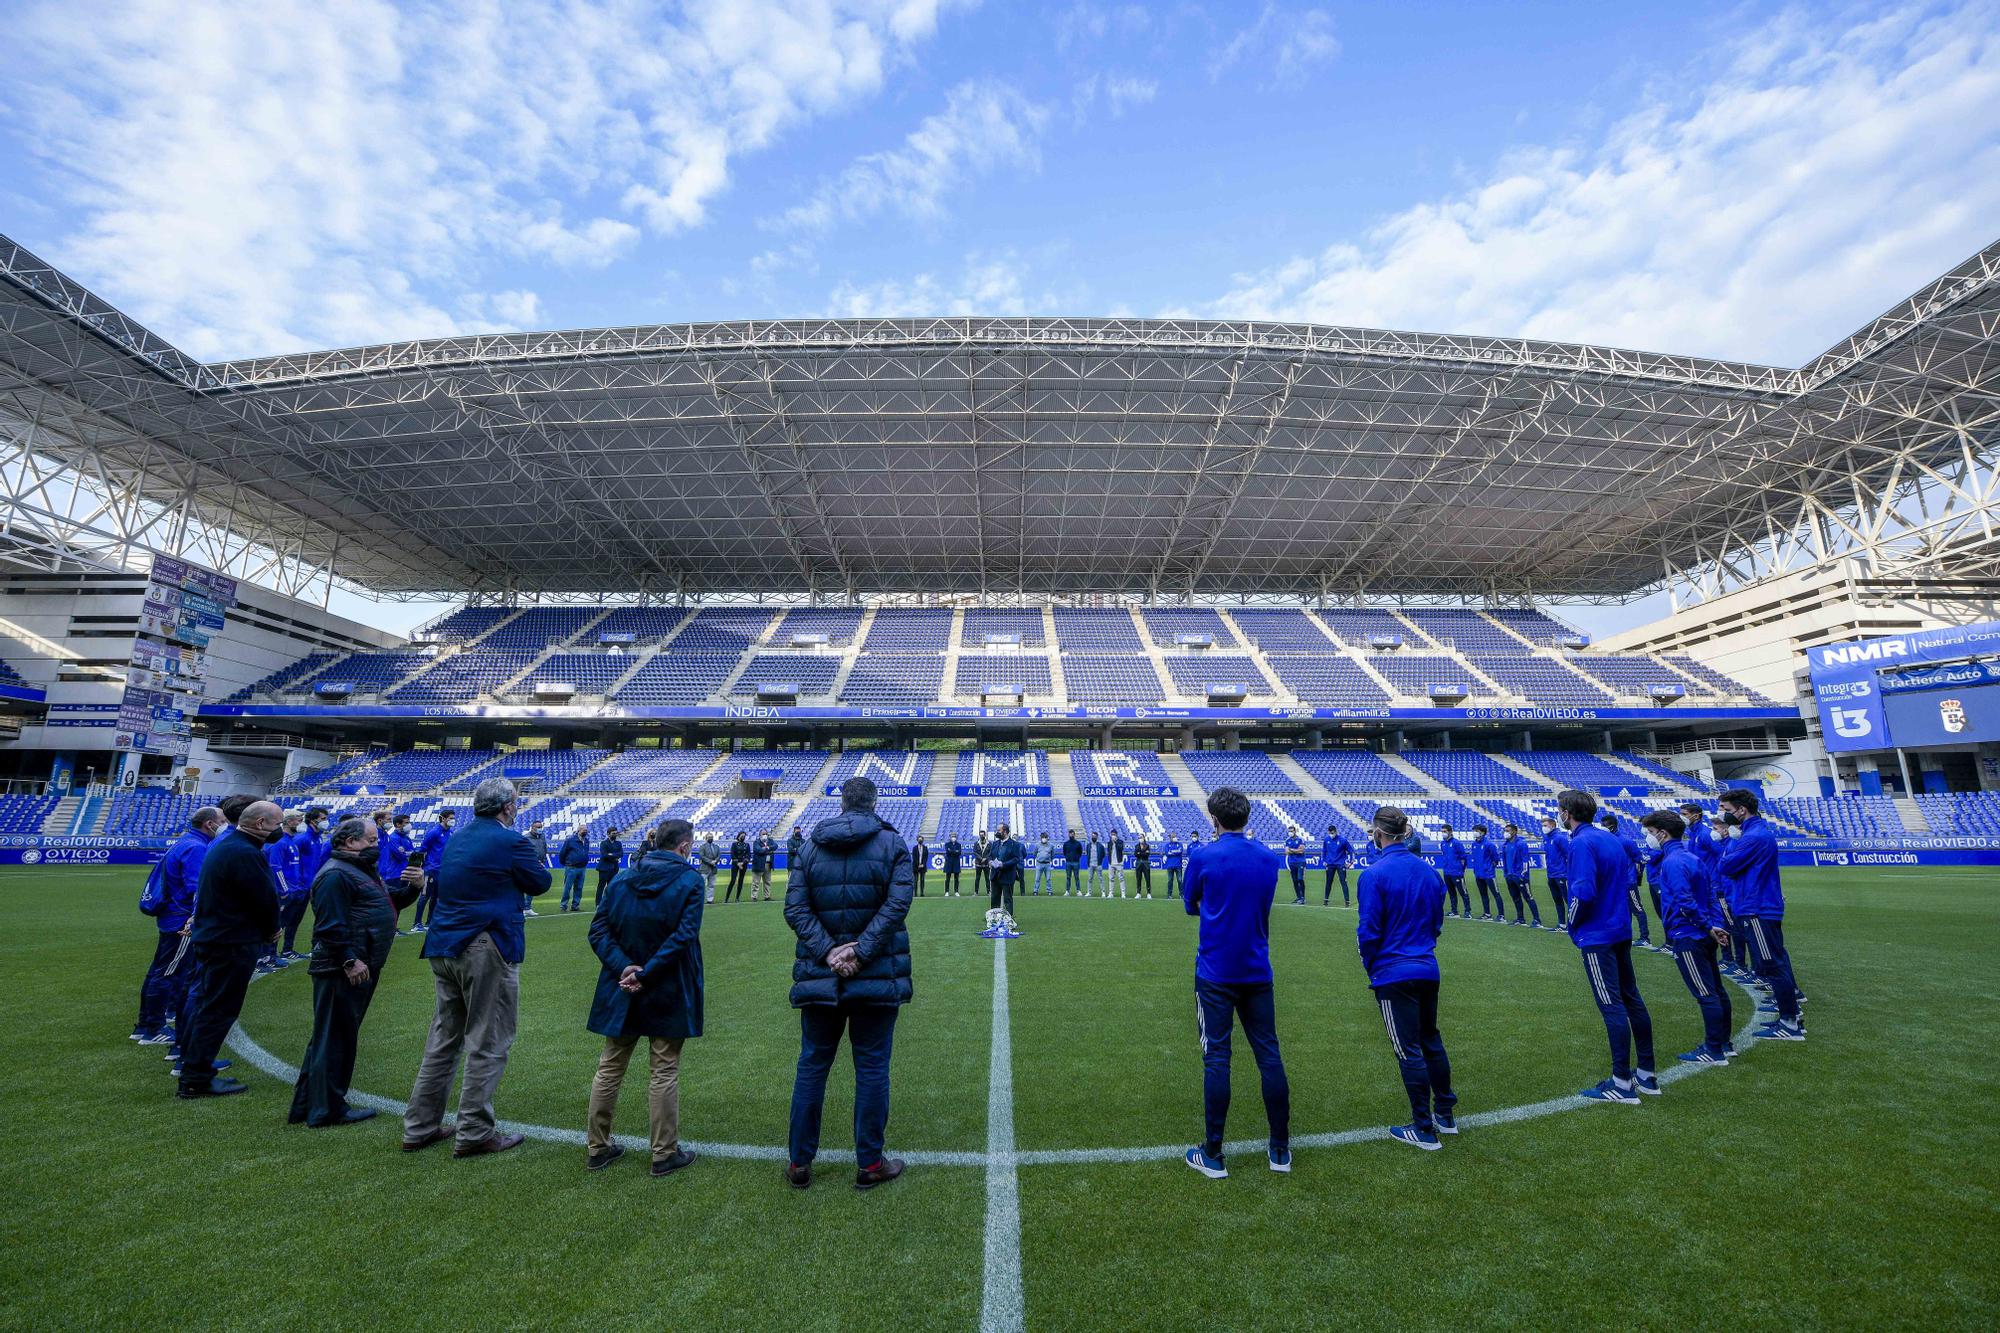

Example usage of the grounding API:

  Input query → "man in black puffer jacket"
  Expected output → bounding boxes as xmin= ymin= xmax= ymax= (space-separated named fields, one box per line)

xmin=782 ymin=776 xmax=914 ymax=1191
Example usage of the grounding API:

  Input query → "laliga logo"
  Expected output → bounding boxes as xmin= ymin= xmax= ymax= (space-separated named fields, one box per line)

xmin=1830 ymin=705 xmax=1874 ymax=739
xmin=1940 ymin=698 xmax=1967 ymax=734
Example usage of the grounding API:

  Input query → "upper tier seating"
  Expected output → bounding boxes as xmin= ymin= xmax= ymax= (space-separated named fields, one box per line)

xmin=584 ymin=606 xmax=688 ymax=644
xmin=481 ymin=607 xmax=602 ymax=651
xmin=507 ymin=654 xmax=630 ymax=697
xmin=1287 ymin=749 xmax=1425 ymax=795
xmin=1663 ymin=655 xmax=1767 ymax=700
xmin=1567 ymin=655 xmax=1699 ymax=698
xmin=1061 ymin=656 xmax=1163 ymax=702
xmin=1403 ymin=609 xmax=1525 ymax=653
xmin=284 ymin=652 xmax=430 ymax=696
xmin=862 ymin=608 xmax=953 ymax=653
xmin=1399 ymin=750 xmax=1546 ymax=793
xmin=1177 ymin=750 xmax=1297 ymax=794
xmin=223 ymin=651 xmax=337 ymax=702
xmin=1612 ymin=752 xmax=1706 ymax=791
xmin=446 ymin=748 xmax=613 ymax=792
xmin=1317 ymin=608 xmax=1424 ymax=646
xmin=673 ymin=607 xmax=777 ymax=654
xmin=773 ymin=607 xmax=865 ymax=646
xmin=612 ymin=655 xmax=740 ymax=704
xmin=1141 ymin=607 xmax=1240 ymax=648
xmin=387 ymin=652 xmax=539 ymax=703
xmin=953 ymin=654 xmax=1053 ymax=697
xmin=571 ymin=749 xmax=722 ymax=793
xmin=696 ymin=751 xmax=831 ymax=793
xmin=1367 ymin=654 xmax=1490 ymax=698
xmin=1263 ymin=656 xmax=1390 ymax=705
xmin=421 ymin=606 xmax=512 ymax=642
xmin=1467 ymin=655 xmax=1613 ymax=705
xmin=1051 ymin=607 xmax=1143 ymax=652
xmin=336 ymin=749 xmax=499 ymax=791
xmin=962 ymin=608 xmax=1045 ymax=646
xmin=1162 ymin=655 xmax=1272 ymax=698
xmin=839 ymin=656 xmax=946 ymax=704
xmin=1227 ymin=608 xmax=1333 ymax=652
xmin=731 ymin=655 xmax=841 ymax=696
xmin=1504 ymin=750 xmax=1662 ymax=792
xmin=1486 ymin=608 xmax=1574 ymax=645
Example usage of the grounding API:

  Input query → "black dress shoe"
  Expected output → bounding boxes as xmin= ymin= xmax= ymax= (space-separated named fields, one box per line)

xmin=587 ymin=1144 xmax=626 ymax=1171
xmin=177 ymin=1078 xmax=247 ymax=1099
xmin=651 ymin=1149 xmax=695 ymax=1177
xmin=854 ymin=1157 xmax=905 ymax=1191
xmin=313 ymin=1107 xmax=378 ymax=1128
xmin=785 ymin=1162 xmax=812 ymax=1189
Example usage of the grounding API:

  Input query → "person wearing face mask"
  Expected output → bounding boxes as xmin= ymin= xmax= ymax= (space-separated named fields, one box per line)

xmin=1540 ymin=815 xmax=1571 ymax=930
xmin=1599 ymin=813 xmax=1655 ymax=950
xmin=1283 ymin=828 xmax=1308 ymax=906
xmin=1639 ymin=810 xmax=1734 ymax=1065
xmin=278 ymin=810 xmax=319 ymax=961
xmin=1682 ymin=801 xmax=1746 ymax=976
xmin=1557 ymin=789 xmax=1657 ymax=1104
xmin=1468 ymin=826 xmax=1502 ymax=921
xmin=177 ymin=799 xmax=286 ymax=1099
xmin=262 ymin=811 xmax=306 ymax=973
xmin=1434 ymin=825 xmax=1469 ymax=919
xmin=290 ymin=817 xmax=425 ymax=1127
xmin=1355 ymin=805 xmax=1455 ymax=1150
xmin=1501 ymin=824 xmax=1541 ymax=927
xmin=1714 ymin=789 xmax=1805 ymax=1041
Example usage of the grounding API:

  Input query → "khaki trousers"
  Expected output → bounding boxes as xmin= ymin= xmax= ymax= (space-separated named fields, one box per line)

xmin=403 ymin=931 xmax=519 ymax=1147
xmin=587 ymin=1033 xmax=685 ymax=1160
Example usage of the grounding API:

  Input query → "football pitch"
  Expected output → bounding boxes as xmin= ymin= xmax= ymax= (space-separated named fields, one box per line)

xmin=2 ymin=866 xmax=1996 ymax=1331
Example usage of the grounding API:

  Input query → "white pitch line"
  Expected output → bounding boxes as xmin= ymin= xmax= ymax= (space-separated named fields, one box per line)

xmin=980 ymin=938 xmax=1026 ymax=1333
xmin=226 ymin=923 xmax=1767 ymax=1172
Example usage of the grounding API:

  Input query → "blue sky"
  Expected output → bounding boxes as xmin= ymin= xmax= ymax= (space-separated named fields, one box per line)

xmin=2 ymin=0 xmax=1997 ymax=633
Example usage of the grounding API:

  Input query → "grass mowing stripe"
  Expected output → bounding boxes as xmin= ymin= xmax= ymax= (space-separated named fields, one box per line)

xmin=981 ymin=938 xmax=1026 ymax=1333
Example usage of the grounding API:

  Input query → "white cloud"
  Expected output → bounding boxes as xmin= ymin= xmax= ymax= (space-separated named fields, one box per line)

xmin=8 ymin=0 xmax=961 ymax=359
xmin=1200 ymin=2 xmax=2000 ymax=366
xmin=1074 ymin=72 xmax=1159 ymax=120
xmin=775 ymin=79 xmax=1048 ymax=234
xmin=823 ymin=252 xmax=1076 ymax=317
xmin=1210 ymin=4 xmax=1339 ymax=86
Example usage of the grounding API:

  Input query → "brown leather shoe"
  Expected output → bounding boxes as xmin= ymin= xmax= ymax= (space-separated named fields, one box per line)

xmin=453 ymin=1131 xmax=526 ymax=1158
xmin=401 ymin=1126 xmax=453 ymax=1153
xmin=854 ymin=1157 xmax=905 ymax=1191
xmin=785 ymin=1162 xmax=812 ymax=1189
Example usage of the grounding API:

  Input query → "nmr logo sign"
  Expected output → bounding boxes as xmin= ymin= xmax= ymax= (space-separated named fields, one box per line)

xmin=1811 ymin=639 xmax=1911 ymax=669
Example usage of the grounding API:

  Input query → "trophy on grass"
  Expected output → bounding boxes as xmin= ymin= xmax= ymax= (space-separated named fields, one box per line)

xmin=979 ymin=907 xmax=1021 ymax=940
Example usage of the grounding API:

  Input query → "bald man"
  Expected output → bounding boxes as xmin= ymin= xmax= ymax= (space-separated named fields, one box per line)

xmin=177 ymin=800 xmax=284 ymax=1098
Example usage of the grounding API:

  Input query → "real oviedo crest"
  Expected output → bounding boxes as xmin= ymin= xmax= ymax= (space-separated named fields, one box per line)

xmin=1939 ymin=697 xmax=1967 ymax=734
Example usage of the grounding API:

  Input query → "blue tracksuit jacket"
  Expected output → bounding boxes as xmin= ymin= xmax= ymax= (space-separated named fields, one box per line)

xmin=154 ymin=827 xmax=215 ymax=933
xmin=1356 ymin=844 xmax=1444 ymax=987
xmin=1684 ymin=817 xmax=1719 ymax=873
xmin=1655 ymin=840 xmax=1724 ymax=942
xmin=1182 ymin=831 xmax=1282 ymax=985
xmin=1716 ymin=815 xmax=1784 ymax=918
xmin=1564 ymin=823 xmax=1637 ymax=948
xmin=266 ymin=833 xmax=303 ymax=899
xmin=379 ymin=828 xmax=415 ymax=881
xmin=421 ymin=824 xmax=452 ymax=874
xmin=1468 ymin=837 xmax=1499 ymax=878
xmin=1434 ymin=836 xmax=1467 ymax=877
xmin=1542 ymin=827 xmax=1570 ymax=879
xmin=1322 ymin=834 xmax=1352 ymax=868
xmin=1501 ymin=836 xmax=1530 ymax=879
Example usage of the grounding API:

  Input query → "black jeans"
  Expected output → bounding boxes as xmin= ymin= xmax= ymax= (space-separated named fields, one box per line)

xmin=290 ymin=969 xmax=380 ymax=1125
xmin=913 ymin=870 xmax=926 ymax=897
xmin=942 ymin=868 xmax=960 ymax=894
xmin=726 ymin=865 xmax=746 ymax=902
xmin=1195 ymin=977 xmax=1290 ymax=1160
xmin=989 ymin=869 xmax=1016 ymax=915
xmin=1374 ymin=978 xmax=1455 ymax=1132
xmin=178 ymin=943 xmax=259 ymax=1093
xmin=1134 ymin=865 xmax=1151 ymax=894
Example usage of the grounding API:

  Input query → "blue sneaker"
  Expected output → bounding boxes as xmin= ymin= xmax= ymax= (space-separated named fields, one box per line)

xmin=1757 ymin=1022 xmax=1806 ymax=1042
xmin=1183 ymin=1147 xmax=1227 ymax=1179
xmin=1268 ymin=1147 xmax=1292 ymax=1173
xmin=1389 ymin=1124 xmax=1441 ymax=1151
xmin=1433 ymin=1112 xmax=1458 ymax=1135
xmin=1634 ymin=1071 xmax=1662 ymax=1096
xmin=1581 ymin=1079 xmax=1640 ymax=1105
xmin=1677 ymin=1047 xmax=1728 ymax=1065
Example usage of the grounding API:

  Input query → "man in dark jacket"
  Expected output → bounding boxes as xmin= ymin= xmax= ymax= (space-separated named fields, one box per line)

xmin=596 ymin=827 xmax=625 ymax=905
xmin=1062 ymin=830 xmax=1084 ymax=895
xmin=585 ymin=818 xmax=705 ymax=1176
xmin=787 ymin=826 xmax=805 ymax=868
xmin=989 ymin=822 xmax=1023 ymax=916
xmin=177 ymin=800 xmax=284 ymax=1098
xmin=403 ymin=778 xmax=554 ymax=1156
xmin=782 ymin=776 xmax=914 ymax=1191
xmin=971 ymin=831 xmax=991 ymax=899
xmin=752 ymin=829 xmax=778 ymax=901
xmin=912 ymin=836 xmax=930 ymax=896
xmin=559 ymin=824 xmax=591 ymax=912
xmin=726 ymin=832 xmax=751 ymax=903
xmin=941 ymin=834 xmax=962 ymax=896
xmin=289 ymin=818 xmax=423 ymax=1127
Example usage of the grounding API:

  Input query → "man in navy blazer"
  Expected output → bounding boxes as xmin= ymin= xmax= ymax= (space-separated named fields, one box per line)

xmin=402 ymin=777 xmax=553 ymax=1157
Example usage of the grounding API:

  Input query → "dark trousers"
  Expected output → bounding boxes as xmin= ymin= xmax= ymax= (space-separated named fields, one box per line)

xmin=178 ymin=943 xmax=258 ymax=1093
xmin=725 ymin=865 xmax=746 ymax=902
xmin=1476 ymin=877 xmax=1503 ymax=915
xmin=1631 ymin=892 xmax=1653 ymax=944
xmin=1374 ymin=978 xmax=1455 ymax=1133
xmin=289 ymin=969 xmax=380 ymax=1125
xmin=1288 ymin=865 xmax=1306 ymax=901
xmin=1578 ymin=941 xmax=1654 ymax=1082
xmin=563 ymin=867 xmax=588 ymax=910
xmin=1195 ymin=977 xmax=1290 ymax=1160
xmin=1444 ymin=875 xmax=1470 ymax=916
xmin=972 ymin=864 xmax=989 ymax=896
xmin=596 ymin=867 xmax=616 ymax=902
xmin=413 ymin=873 xmax=440 ymax=925
xmin=1506 ymin=875 xmax=1541 ymax=925
xmin=914 ymin=870 xmax=926 ymax=897
xmin=1740 ymin=916 xmax=1801 ymax=1021
xmin=1725 ymin=912 xmax=1751 ymax=969
xmin=1547 ymin=875 xmax=1569 ymax=923
xmin=1164 ymin=867 xmax=1181 ymax=897
xmin=1324 ymin=866 xmax=1349 ymax=905
xmin=788 ymin=1003 xmax=898 ymax=1168
xmin=989 ymin=869 xmax=1016 ymax=915
xmin=280 ymin=894 xmax=310 ymax=952
xmin=943 ymin=868 xmax=961 ymax=894
xmin=136 ymin=932 xmax=191 ymax=1034
xmin=1134 ymin=865 xmax=1152 ymax=895
xmin=1671 ymin=937 xmax=1732 ymax=1054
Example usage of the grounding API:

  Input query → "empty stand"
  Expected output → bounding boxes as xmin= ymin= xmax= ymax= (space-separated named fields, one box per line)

xmin=1140 ymin=607 xmax=1240 ymax=648
xmin=1467 ymin=655 xmax=1612 ymax=705
xmin=1051 ymin=607 xmax=1143 ymax=652
xmin=1399 ymin=750 xmax=1546 ymax=793
xmin=1177 ymin=751 xmax=1298 ymax=793
xmin=1287 ymin=749 xmax=1424 ymax=795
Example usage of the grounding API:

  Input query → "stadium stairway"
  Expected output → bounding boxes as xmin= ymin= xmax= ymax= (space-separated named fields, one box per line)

xmin=1044 ymin=608 xmax=1070 ymax=702
xmin=41 ymin=796 xmax=82 ymax=835
xmin=1268 ymin=751 xmax=1328 ymax=800
xmin=939 ymin=611 xmax=966 ymax=705
xmin=1381 ymin=752 xmax=1454 ymax=796
xmin=1157 ymin=751 xmax=1203 ymax=798
xmin=1488 ymin=753 xmax=1561 ymax=791
xmin=1605 ymin=752 xmax=1703 ymax=795
xmin=921 ymin=754 xmax=959 ymax=837
xmin=1046 ymin=752 xmax=1084 ymax=834
xmin=1131 ymin=612 xmax=1180 ymax=701
xmin=1347 ymin=652 xmax=1401 ymax=699
xmin=1893 ymin=795 xmax=1930 ymax=833
xmin=710 ymin=650 xmax=759 ymax=702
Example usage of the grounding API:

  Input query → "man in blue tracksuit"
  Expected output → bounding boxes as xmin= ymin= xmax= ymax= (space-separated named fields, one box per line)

xmin=1283 ymin=828 xmax=1308 ymax=905
xmin=1600 ymin=812 xmax=1654 ymax=948
xmin=1681 ymin=801 xmax=1745 ymax=973
xmin=1468 ymin=826 xmax=1502 ymax=919
xmin=1159 ymin=834 xmax=1184 ymax=899
xmin=1182 ymin=787 xmax=1291 ymax=1179
xmin=1435 ymin=826 xmax=1470 ymax=918
xmin=279 ymin=813 xmax=317 ymax=958
xmin=1641 ymin=810 xmax=1734 ymax=1063
xmin=1540 ymin=815 xmax=1571 ymax=928
xmin=1501 ymin=824 xmax=1541 ymax=927
xmin=413 ymin=810 xmax=454 ymax=929
xmin=1716 ymin=789 xmax=1805 ymax=1040
xmin=559 ymin=824 xmax=591 ymax=912
xmin=1560 ymin=789 xmax=1657 ymax=1103
xmin=134 ymin=807 xmax=223 ymax=1044
xmin=262 ymin=811 xmax=305 ymax=971
xmin=1356 ymin=805 xmax=1455 ymax=1150
xmin=1322 ymin=825 xmax=1353 ymax=907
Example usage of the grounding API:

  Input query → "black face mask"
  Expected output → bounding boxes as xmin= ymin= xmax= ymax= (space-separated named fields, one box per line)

xmin=1721 ymin=811 xmax=1745 ymax=826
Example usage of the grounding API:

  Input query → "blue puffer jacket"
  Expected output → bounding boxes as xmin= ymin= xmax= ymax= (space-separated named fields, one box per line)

xmin=784 ymin=810 xmax=915 ymax=1007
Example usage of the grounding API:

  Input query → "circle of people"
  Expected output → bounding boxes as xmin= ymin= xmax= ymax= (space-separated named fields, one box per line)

xmin=131 ymin=772 xmax=1805 ymax=1185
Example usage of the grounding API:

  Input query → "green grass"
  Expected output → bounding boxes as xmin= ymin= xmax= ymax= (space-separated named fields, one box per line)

xmin=1 ymin=867 xmax=1996 ymax=1330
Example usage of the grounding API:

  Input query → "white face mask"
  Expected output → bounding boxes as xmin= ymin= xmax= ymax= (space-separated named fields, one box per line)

xmin=1645 ymin=829 xmax=1668 ymax=849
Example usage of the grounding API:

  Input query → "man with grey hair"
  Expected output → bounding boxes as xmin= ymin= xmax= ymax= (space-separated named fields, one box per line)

xmin=402 ymin=777 xmax=552 ymax=1157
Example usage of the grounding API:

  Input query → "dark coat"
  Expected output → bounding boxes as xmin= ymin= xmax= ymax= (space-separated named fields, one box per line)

xmin=751 ymin=835 xmax=776 ymax=871
xmin=192 ymin=827 xmax=281 ymax=949
xmin=990 ymin=835 xmax=1024 ymax=881
xmin=559 ymin=832 xmax=590 ymax=868
xmin=942 ymin=837 xmax=962 ymax=871
xmin=588 ymin=849 xmax=705 ymax=1039
xmin=307 ymin=849 xmax=418 ymax=976
xmin=783 ymin=810 xmax=913 ymax=1007
xmin=597 ymin=835 xmax=624 ymax=873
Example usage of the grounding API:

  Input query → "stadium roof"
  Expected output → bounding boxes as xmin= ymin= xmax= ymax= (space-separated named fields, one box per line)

xmin=1 ymin=231 xmax=1995 ymax=602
